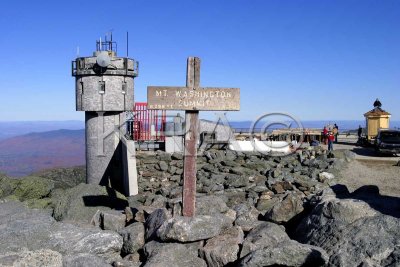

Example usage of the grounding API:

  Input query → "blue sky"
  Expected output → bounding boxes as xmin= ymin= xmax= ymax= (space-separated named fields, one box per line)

xmin=0 ymin=0 xmax=399 ymax=122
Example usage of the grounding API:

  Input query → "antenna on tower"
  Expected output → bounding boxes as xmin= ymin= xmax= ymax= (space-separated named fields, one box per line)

xmin=77 ymin=46 xmax=80 ymax=57
xmin=126 ymin=31 xmax=129 ymax=57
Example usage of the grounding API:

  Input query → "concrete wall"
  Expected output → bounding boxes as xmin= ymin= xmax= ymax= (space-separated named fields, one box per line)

xmin=200 ymin=120 xmax=233 ymax=142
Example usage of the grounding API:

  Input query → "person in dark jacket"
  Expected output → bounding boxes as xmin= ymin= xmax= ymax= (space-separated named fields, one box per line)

xmin=333 ymin=123 xmax=339 ymax=143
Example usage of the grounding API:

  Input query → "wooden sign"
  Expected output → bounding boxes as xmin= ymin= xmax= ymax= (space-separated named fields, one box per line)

xmin=147 ymin=87 xmax=240 ymax=110
xmin=147 ymin=57 xmax=240 ymax=217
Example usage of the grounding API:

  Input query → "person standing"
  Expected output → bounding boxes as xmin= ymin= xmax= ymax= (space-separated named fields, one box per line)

xmin=323 ymin=126 xmax=328 ymax=145
xmin=333 ymin=123 xmax=339 ymax=143
xmin=328 ymin=131 xmax=335 ymax=151
xmin=358 ymin=125 xmax=362 ymax=138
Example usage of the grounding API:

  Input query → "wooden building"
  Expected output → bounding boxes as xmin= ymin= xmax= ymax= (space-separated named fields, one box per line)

xmin=364 ymin=99 xmax=391 ymax=140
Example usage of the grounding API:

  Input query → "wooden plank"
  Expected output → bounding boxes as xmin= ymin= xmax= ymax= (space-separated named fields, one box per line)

xmin=182 ymin=57 xmax=200 ymax=217
xmin=147 ymin=86 xmax=240 ymax=110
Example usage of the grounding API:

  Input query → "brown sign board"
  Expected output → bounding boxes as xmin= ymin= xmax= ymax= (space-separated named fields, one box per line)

xmin=147 ymin=86 xmax=240 ymax=111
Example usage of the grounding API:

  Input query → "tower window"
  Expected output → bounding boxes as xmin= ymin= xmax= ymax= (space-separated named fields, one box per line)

xmin=98 ymin=81 xmax=105 ymax=94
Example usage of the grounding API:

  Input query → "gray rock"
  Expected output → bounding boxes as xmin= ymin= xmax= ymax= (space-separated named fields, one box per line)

xmin=0 ymin=248 xmax=63 ymax=267
xmin=240 ymin=221 xmax=289 ymax=258
xmin=225 ymin=174 xmax=248 ymax=188
xmin=256 ymin=195 xmax=279 ymax=212
xmin=123 ymin=252 xmax=141 ymax=263
xmin=63 ymin=253 xmax=111 ymax=267
xmin=157 ymin=161 xmax=169 ymax=171
xmin=143 ymin=241 xmax=207 ymax=267
xmin=0 ymin=175 xmax=19 ymax=198
xmin=0 ymin=201 xmax=123 ymax=260
xmin=156 ymin=214 xmax=233 ymax=242
xmin=156 ymin=151 xmax=172 ymax=161
xmin=318 ymin=171 xmax=335 ymax=182
xmin=296 ymin=188 xmax=400 ymax=267
xmin=145 ymin=208 xmax=170 ymax=241
xmin=171 ymin=153 xmax=183 ymax=160
xmin=239 ymin=241 xmax=328 ymax=267
xmin=233 ymin=204 xmax=261 ymax=232
xmin=380 ymin=247 xmax=400 ymax=267
xmin=264 ymin=192 xmax=304 ymax=223
xmin=101 ymin=210 xmax=126 ymax=231
xmin=53 ymin=183 xmax=128 ymax=223
xmin=199 ymin=226 xmax=244 ymax=267
xmin=196 ymin=195 xmax=229 ymax=215
xmin=224 ymin=190 xmax=247 ymax=208
xmin=13 ymin=176 xmax=55 ymax=201
xmin=118 ymin=222 xmax=145 ymax=255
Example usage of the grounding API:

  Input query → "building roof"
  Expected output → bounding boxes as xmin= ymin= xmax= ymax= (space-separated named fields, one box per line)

xmin=364 ymin=107 xmax=391 ymax=116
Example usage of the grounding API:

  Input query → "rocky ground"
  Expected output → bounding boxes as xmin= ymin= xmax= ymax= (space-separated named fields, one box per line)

xmin=0 ymin=147 xmax=399 ymax=267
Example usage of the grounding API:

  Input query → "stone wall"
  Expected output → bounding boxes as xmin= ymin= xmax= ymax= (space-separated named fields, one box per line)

xmin=135 ymin=147 xmax=347 ymax=217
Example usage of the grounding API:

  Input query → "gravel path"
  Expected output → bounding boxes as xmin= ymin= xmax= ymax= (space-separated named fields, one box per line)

xmin=339 ymin=159 xmax=400 ymax=197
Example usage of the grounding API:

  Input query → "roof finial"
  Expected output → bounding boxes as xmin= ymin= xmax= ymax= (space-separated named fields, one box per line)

xmin=373 ymin=98 xmax=382 ymax=109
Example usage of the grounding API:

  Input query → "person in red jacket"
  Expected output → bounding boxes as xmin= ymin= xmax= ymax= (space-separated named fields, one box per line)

xmin=323 ymin=126 xmax=328 ymax=145
xmin=327 ymin=131 xmax=335 ymax=151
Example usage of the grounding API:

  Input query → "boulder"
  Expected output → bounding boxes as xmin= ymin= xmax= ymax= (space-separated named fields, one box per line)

xmin=0 ymin=201 xmax=123 ymax=260
xmin=157 ymin=161 xmax=169 ymax=171
xmin=296 ymin=188 xmax=400 ymax=267
xmin=143 ymin=241 xmax=206 ymax=267
xmin=13 ymin=176 xmax=54 ymax=201
xmin=144 ymin=208 xmax=170 ymax=241
xmin=256 ymin=196 xmax=279 ymax=212
xmin=318 ymin=172 xmax=335 ymax=182
xmin=156 ymin=214 xmax=233 ymax=242
xmin=233 ymin=204 xmax=261 ymax=232
xmin=0 ymin=248 xmax=63 ymax=267
xmin=118 ymin=222 xmax=145 ymax=255
xmin=199 ymin=226 xmax=244 ymax=267
xmin=100 ymin=210 xmax=127 ymax=231
xmin=0 ymin=175 xmax=19 ymax=198
xmin=53 ymin=183 xmax=128 ymax=223
xmin=240 ymin=222 xmax=289 ymax=258
xmin=239 ymin=241 xmax=328 ymax=267
xmin=264 ymin=192 xmax=304 ymax=223
xmin=33 ymin=166 xmax=86 ymax=190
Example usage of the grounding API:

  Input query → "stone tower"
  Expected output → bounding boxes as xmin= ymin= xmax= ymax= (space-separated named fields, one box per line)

xmin=72 ymin=35 xmax=139 ymax=194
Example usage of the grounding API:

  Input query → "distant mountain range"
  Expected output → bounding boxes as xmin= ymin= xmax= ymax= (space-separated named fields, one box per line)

xmin=0 ymin=121 xmax=84 ymax=140
xmin=0 ymin=129 xmax=85 ymax=177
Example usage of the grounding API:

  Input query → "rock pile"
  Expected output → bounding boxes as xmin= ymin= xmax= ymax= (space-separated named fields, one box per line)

xmin=135 ymin=148 xmax=345 ymax=226
xmin=3 ymin=147 xmax=398 ymax=267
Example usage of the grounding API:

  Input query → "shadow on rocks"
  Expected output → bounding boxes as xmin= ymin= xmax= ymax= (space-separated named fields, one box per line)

xmin=82 ymin=186 xmax=128 ymax=210
xmin=331 ymin=184 xmax=400 ymax=219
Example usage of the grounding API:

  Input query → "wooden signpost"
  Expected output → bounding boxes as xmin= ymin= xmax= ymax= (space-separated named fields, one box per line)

xmin=147 ymin=57 xmax=240 ymax=216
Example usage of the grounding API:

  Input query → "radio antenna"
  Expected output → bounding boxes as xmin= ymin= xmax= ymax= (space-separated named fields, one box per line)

xmin=126 ymin=31 xmax=129 ymax=57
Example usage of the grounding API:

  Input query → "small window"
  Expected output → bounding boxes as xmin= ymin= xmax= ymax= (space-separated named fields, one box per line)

xmin=98 ymin=81 xmax=105 ymax=94
xmin=122 ymin=82 xmax=127 ymax=94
